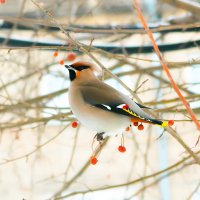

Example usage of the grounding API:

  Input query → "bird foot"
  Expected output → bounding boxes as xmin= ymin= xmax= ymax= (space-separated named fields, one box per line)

xmin=94 ymin=132 xmax=105 ymax=142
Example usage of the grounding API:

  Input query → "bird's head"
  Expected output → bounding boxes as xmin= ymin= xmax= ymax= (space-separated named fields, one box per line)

xmin=65 ymin=61 xmax=101 ymax=81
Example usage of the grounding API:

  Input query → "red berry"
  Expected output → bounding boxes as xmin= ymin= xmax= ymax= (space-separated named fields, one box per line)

xmin=125 ymin=127 xmax=130 ymax=131
xmin=133 ymin=122 xmax=138 ymax=126
xmin=53 ymin=51 xmax=58 ymax=57
xmin=59 ymin=60 xmax=65 ymax=65
xmin=71 ymin=121 xmax=78 ymax=128
xmin=118 ymin=145 xmax=126 ymax=153
xmin=138 ymin=124 xmax=144 ymax=130
xmin=90 ymin=157 xmax=98 ymax=165
xmin=168 ymin=120 xmax=174 ymax=126
xmin=67 ymin=52 xmax=76 ymax=61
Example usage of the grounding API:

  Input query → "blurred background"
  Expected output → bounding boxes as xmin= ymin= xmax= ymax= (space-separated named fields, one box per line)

xmin=0 ymin=0 xmax=200 ymax=199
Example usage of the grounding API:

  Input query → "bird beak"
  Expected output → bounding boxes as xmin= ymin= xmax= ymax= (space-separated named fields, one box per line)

xmin=65 ymin=65 xmax=75 ymax=71
xmin=65 ymin=65 xmax=74 ymax=70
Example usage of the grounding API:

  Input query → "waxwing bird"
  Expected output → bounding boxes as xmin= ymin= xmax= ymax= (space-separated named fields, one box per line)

xmin=65 ymin=62 xmax=168 ymax=141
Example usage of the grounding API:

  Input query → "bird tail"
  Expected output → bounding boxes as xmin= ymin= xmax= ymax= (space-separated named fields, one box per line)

xmin=131 ymin=117 xmax=169 ymax=127
xmin=150 ymin=118 xmax=168 ymax=127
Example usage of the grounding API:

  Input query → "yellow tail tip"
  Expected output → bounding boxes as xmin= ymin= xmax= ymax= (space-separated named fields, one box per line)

xmin=161 ymin=121 xmax=168 ymax=127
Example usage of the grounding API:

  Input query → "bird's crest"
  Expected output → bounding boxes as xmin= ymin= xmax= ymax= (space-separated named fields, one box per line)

xmin=72 ymin=61 xmax=102 ymax=75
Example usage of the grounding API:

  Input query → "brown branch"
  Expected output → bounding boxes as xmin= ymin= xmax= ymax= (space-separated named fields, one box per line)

xmin=162 ymin=0 xmax=200 ymax=18
xmin=56 ymin=151 xmax=199 ymax=199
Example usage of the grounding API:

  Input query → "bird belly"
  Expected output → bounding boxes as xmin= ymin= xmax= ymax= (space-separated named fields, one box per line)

xmin=82 ymin=107 xmax=130 ymax=132
xmin=77 ymin=106 xmax=131 ymax=133
xmin=69 ymin=88 xmax=131 ymax=133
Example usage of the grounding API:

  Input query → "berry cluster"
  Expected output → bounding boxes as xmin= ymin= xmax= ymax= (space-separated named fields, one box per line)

xmin=53 ymin=51 xmax=76 ymax=65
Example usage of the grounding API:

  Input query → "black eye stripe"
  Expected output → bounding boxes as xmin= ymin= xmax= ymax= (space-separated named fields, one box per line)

xmin=75 ymin=65 xmax=90 ymax=71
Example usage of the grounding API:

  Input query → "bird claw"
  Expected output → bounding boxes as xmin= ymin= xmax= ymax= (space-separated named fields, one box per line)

xmin=94 ymin=132 xmax=105 ymax=142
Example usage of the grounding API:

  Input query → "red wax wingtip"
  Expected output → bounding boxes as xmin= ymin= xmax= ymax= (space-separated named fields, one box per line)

xmin=138 ymin=124 xmax=144 ymax=131
xmin=71 ymin=121 xmax=78 ymax=128
xmin=168 ymin=120 xmax=174 ymax=126
xmin=118 ymin=145 xmax=126 ymax=153
xmin=90 ymin=157 xmax=98 ymax=165
xmin=123 ymin=104 xmax=129 ymax=110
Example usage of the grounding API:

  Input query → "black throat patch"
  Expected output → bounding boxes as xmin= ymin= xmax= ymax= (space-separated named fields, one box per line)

xmin=68 ymin=69 xmax=76 ymax=81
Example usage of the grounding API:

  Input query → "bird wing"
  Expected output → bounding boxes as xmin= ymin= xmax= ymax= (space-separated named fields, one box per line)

xmin=135 ymin=102 xmax=152 ymax=109
xmin=79 ymin=80 xmax=124 ymax=106
xmin=78 ymin=80 xmax=162 ymax=125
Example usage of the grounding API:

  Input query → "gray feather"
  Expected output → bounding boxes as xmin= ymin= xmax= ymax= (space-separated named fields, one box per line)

xmin=79 ymin=79 xmax=154 ymax=120
xmin=135 ymin=102 xmax=152 ymax=109
xmin=79 ymin=81 xmax=124 ymax=106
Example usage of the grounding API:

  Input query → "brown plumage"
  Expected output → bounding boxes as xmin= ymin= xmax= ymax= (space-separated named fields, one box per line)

xmin=65 ymin=62 xmax=167 ymax=140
